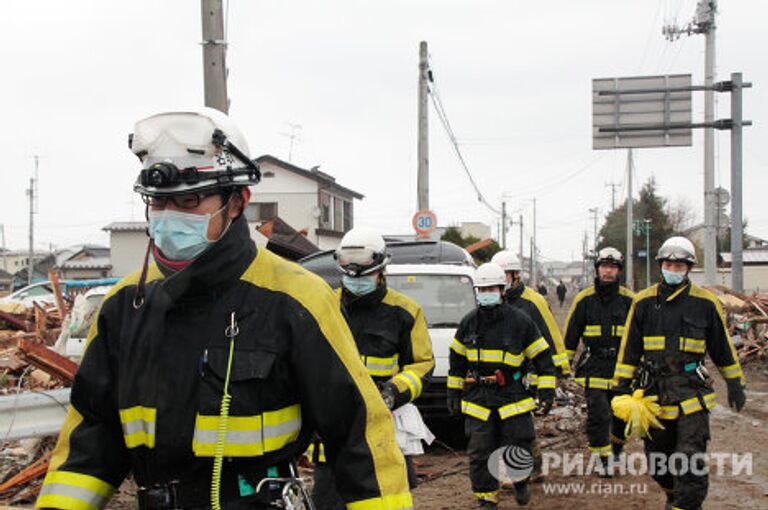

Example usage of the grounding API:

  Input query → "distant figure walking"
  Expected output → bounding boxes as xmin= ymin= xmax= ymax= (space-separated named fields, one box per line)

xmin=537 ymin=283 xmax=547 ymax=296
xmin=556 ymin=280 xmax=567 ymax=307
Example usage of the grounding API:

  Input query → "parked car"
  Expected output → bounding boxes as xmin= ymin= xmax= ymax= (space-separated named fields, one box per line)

xmin=0 ymin=282 xmax=57 ymax=307
xmin=298 ymin=239 xmax=474 ymax=288
xmin=385 ymin=263 xmax=476 ymax=418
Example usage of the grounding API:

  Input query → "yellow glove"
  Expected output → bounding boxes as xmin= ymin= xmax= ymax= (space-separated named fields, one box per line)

xmin=611 ymin=389 xmax=665 ymax=441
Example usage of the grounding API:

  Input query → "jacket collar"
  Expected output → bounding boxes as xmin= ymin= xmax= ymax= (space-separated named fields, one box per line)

xmin=157 ymin=215 xmax=256 ymax=302
xmin=505 ymin=282 xmax=525 ymax=302
xmin=658 ymin=280 xmax=691 ymax=302
xmin=341 ymin=283 xmax=387 ymax=310
xmin=594 ymin=278 xmax=619 ymax=300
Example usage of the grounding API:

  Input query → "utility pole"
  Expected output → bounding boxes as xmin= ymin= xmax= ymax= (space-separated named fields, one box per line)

xmin=201 ymin=0 xmax=229 ymax=113
xmin=417 ymin=41 xmax=430 ymax=211
xmin=532 ymin=198 xmax=537 ymax=286
xmin=626 ymin=149 xmax=634 ymax=290
xmin=501 ymin=201 xmax=507 ymax=249
xmin=1 ymin=224 xmax=7 ymax=273
xmin=730 ymin=72 xmax=744 ymax=292
xmin=518 ymin=215 xmax=524 ymax=268
xmin=589 ymin=207 xmax=599 ymax=255
xmin=663 ymin=0 xmax=717 ymax=284
xmin=582 ymin=231 xmax=588 ymax=286
xmin=605 ymin=182 xmax=619 ymax=211
xmin=27 ymin=156 xmax=39 ymax=286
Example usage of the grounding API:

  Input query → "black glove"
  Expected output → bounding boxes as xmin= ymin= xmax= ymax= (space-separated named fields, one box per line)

xmin=726 ymin=379 xmax=746 ymax=412
xmin=447 ymin=394 xmax=462 ymax=416
xmin=537 ymin=387 xmax=555 ymax=416
xmin=380 ymin=382 xmax=398 ymax=410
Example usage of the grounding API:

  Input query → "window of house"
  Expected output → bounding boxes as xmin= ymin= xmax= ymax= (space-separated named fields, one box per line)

xmin=319 ymin=192 xmax=332 ymax=229
xmin=333 ymin=197 xmax=343 ymax=232
xmin=244 ymin=202 xmax=278 ymax=222
xmin=343 ymin=200 xmax=353 ymax=232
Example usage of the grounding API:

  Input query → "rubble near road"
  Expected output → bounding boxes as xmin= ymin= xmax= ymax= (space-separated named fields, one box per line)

xmin=705 ymin=286 xmax=768 ymax=363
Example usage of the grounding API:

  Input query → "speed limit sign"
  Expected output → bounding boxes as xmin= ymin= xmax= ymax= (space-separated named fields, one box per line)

xmin=412 ymin=210 xmax=437 ymax=238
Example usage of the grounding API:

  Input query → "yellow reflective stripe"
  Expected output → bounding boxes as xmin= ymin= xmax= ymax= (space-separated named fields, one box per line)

xmin=118 ymin=406 xmax=156 ymax=449
xmin=584 ymin=325 xmax=602 ymax=337
xmin=461 ymin=401 xmax=492 ymax=421
xmin=679 ymin=337 xmax=706 ymax=354
xmin=393 ymin=370 xmax=423 ymax=399
xmin=305 ymin=442 xmax=327 ymax=463
xmin=612 ymin=325 xmax=626 ymax=336
xmin=614 ymin=363 xmax=636 ymax=379
xmin=450 ymin=338 xmax=467 ymax=356
xmin=524 ymin=337 xmax=549 ymax=359
xmin=346 ymin=492 xmax=414 ymax=510
xmin=643 ymin=336 xmax=665 ymax=350
xmin=537 ymin=375 xmax=556 ymax=389
xmin=658 ymin=405 xmax=680 ymax=420
xmin=574 ymin=377 xmax=612 ymax=390
xmin=680 ymin=393 xmax=717 ymax=415
xmin=718 ymin=363 xmax=744 ymax=380
xmin=498 ymin=398 xmax=537 ymax=419
xmin=552 ymin=352 xmax=569 ymax=367
xmin=466 ymin=348 xmax=505 ymax=363
xmin=566 ymin=349 xmax=576 ymax=362
xmin=192 ymin=405 xmax=301 ymax=457
xmin=363 ymin=354 xmax=399 ymax=377
xmin=589 ymin=444 xmax=612 ymax=457
xmin=527 ymin=373 xmax=539 ymax=386
xmin=667 ymin=284 xmax=689 ymax=302
xmin=503 ymin=351 xmax=525 ymax=367
xmin=447 ymin=375 xmax=465 ymax=390
xmin=473 ymin=491 xmax=499 ymax=503
xmin=37 ymin=471 xmax=115 ymax=510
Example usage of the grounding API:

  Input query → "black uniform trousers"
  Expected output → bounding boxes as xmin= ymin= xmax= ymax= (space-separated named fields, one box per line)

xmin=466 ymin=411 xmax=535 ymax=499
xmin=644 ymin=411 xmax=710 ymax=510
xmin=585 ymin=387 xmax=627 ymax=454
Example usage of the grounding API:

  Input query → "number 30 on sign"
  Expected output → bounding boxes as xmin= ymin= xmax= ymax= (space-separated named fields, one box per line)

xmin=412 ymin=210 xmax=437 ymax=238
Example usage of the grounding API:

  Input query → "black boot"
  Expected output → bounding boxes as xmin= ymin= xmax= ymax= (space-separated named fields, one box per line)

xmin=514 ymin=481 xmax=531 ymax=506
xmin=477 ymin=500 xmax=497 ymax=510
xmin=598 ymin=456 xmax=613 ymax=478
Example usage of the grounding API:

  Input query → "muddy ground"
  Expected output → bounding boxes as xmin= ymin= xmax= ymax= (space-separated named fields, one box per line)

xmin=412 ymin=293 xmax=768 ymax=509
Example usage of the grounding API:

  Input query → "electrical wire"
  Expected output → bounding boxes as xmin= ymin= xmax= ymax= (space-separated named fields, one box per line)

xmin=427 ymin=58 xmax=501 ymax=215
xmin=2 ymin=366 xmax=33 ymax=442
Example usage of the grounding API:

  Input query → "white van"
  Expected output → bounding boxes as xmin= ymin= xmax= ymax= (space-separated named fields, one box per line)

xmin=385 ymin=264 xmax=476 ymax=417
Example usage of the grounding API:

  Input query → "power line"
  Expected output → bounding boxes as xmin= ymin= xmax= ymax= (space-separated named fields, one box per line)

xmin=427 ymin=59 xmax=500 ymax=215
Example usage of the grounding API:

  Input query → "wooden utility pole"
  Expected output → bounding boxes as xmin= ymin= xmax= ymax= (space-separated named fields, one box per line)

xmin=417 ymin=41 xmax=429 ymax=211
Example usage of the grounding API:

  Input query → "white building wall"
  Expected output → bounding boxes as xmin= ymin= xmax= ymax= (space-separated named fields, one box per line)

xmin=251 ymin=191 xmax=319 ymax=243
xmin=110 ymin=231 xmax=149 ymax=277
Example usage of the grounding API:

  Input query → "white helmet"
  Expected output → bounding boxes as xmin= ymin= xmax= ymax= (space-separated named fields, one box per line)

xmin=491 ymin=250 xmax=522 ymax=272
xmin=130 ymin=107 xmax=261 ymax=197
xmin=334 ymin=227 xmax=391 ymax=276
xmin=474 ymin=263 xmax=507 ymax=288
xmin=595 ymin=247 xmax=624 ymax=269
xmin=656 ymin=236 xmax=697 ymax=265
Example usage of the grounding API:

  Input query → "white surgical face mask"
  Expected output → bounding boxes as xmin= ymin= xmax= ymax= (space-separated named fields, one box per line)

xmin=477 ymin=291 xmax=502 ymax=307
xmin=661 ymin=269 xmax=686 ymax=286
xmin=148 ymin=200 xmax=229 ymax=261
xmin=342 ymin=274 xmax=378 ymax=296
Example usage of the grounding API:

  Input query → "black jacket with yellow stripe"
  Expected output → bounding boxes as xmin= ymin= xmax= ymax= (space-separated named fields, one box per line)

xmin=36 ymin=217 xmax=412 ymax=510
xmin=563 ymin=280 xmax=634 ymax=389
xmin=338 ymin=284 xmax=435 ymax=409
xmin=448 ymin=303 xmax=555 ymax=421
xmin=504 ymin=283 xmax=570 ymax=378
xmin=613 ymin=281 xmax=745 ymax=420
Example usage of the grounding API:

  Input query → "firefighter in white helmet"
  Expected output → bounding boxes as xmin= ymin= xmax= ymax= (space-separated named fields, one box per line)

xmin=563 ymin=247 xmax=634 ymax=475
xmin=37 ymin=108 xmax=412 ymax=510
xmin=311 ymin=226 xmax=435 ymax=510
xmin=448 ymin=262 xmax=555 ymax=508
xmin=613 ymin=236 xmax=746 ymax=509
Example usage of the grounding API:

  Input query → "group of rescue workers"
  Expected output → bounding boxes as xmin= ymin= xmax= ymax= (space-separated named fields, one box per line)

xmin=34 ymin=108 xmax=746 ymax=510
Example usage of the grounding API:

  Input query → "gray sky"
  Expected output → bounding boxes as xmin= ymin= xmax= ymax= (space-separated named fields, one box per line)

xmin=2 ymin=0 xmax=766 ymax=261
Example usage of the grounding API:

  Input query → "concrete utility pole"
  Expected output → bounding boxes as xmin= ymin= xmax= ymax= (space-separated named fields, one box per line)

xmin=201 ymin=0 xmax=229 ymax=113
xmin=606 ymin=182 xmax=619 ymax=211
xmin=626 ymin=149 xmax=634 ymax=290
xmin=518 ymin=215 xmax=524 ymax=269
xmin=532 ymin=198 xmax=537 ymax=286
xmin=589 ymin=207 xmax=599 ymax=255
xmin=26 ymin=156 xmax=38 ymax=286
xmin=501 ymin=202 xmax=507 ymax=249
xmin=730 ymin=72 xmax=744 ymax=292
xmin=417 ymin=41 xmax=430 ymax=211
xmin=663 ymin=0 xmax=717 ymax=284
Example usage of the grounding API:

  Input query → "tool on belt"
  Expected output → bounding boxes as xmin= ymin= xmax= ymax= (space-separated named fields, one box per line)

xmin=465 ymin=369 xmax=507 ymax=386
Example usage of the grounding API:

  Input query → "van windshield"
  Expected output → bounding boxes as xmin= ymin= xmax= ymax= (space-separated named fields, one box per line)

xmin=387 ymin=273 xmax=476 ymax=328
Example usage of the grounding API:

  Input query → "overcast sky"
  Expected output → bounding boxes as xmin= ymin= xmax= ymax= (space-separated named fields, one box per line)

xmin=2 ymin=0 xmax=766 ymax=262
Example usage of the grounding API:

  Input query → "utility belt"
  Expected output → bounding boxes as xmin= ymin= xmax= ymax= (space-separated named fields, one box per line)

xmin=465 ymin=369 xmax=522 ymax=387
xmin=635 ymin=359 xmax=712 ymax=392
xmin=137 ymin=463 xmax=295 ymax=510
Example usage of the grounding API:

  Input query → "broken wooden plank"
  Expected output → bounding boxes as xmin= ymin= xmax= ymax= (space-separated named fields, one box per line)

xmin=0 ymin=311 xmax=34 ymax=333
xmin=0 ymin=451 xmax=51 ymax=495
xmin=17 ymin=338 xmax=78 ymax=383
xmin=48 ymin=269 xmax=69 ymax=320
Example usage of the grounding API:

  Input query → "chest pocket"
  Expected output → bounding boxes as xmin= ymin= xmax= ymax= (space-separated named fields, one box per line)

xmin=680 ymin=317 xmax=707 ymax=354
xmin=193 ymin=347 xmax=301 ymax=457
xmin=359 ymin=327 xmax=401 ymax=376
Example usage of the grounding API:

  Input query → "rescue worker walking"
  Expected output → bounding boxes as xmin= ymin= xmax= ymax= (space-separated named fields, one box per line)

xmin=613 ymin=236 xmax=746 ymax=510
xmin=312 ymin=227 xmax=435 ymax=510
xmin=36 ymin=108 xmax=412 ymax=510
xmin=556 ymin=281 xmax=567 ymax=308
xmin=563 ymin=247 xmax=633 ymax=474
xmin=448 ymin=263 xmax=556 ymax=509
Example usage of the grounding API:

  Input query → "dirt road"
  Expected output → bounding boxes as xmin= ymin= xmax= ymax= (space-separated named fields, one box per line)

xmin=412 ymin=292 xmax=768 ymax=509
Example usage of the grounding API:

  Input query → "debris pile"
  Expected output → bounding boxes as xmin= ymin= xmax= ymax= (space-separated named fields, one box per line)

xmin=706 ymin=286 xmax=768 ymax=363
